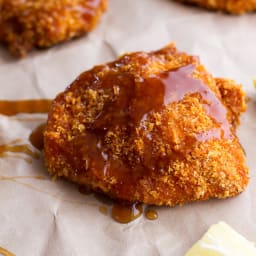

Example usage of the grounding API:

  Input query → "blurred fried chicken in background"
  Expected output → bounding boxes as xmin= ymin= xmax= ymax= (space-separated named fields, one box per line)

xmin=0 ymin=0 xmax=107 ymax=57
xmin=177 ymin=0 xmax=256 ymax=14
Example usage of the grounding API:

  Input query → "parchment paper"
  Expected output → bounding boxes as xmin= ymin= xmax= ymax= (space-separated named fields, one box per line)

xmin=1 ymin=0 xmax=256 ymax=255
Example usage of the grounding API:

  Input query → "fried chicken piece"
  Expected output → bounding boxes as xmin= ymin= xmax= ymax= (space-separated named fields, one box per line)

xmin=176 ymin=0 xmax=256 ymax=14
xmin=44 ymin=43 xmax=248 ymax=206
xmin=0 ymin=0 xmax=107 ymax=57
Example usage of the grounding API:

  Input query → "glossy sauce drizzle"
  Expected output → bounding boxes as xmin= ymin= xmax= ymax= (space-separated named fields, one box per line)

xmin=0 ymin=143 xmax=40 ymax=159
xmin=0 ymin=99 xmax=50 ymax=160
xmin=0 ymin=99 xmax=52 ymax=116
xmin=158 ymin=64 xmax=232 ymax=141
xmin=98 ymin=201 xmax=159 ymax=223
xmin=29 ymin=123 xmax=46 ymax=151
xmin=72 ymin=64 xmax=233 ymax=201
xmin=145 ymin=209 xmax=158 ymax=221
xmin=94 ymin=64 xmax=231 ymax=141
xmin=111 ymin=202 xmax=143 ymax=224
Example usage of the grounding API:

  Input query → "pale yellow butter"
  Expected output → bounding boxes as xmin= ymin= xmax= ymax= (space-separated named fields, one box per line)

xmin=253 ymin=79 xmax=256 ymax=88
xmin=185 ymin=222 xmax=256 ymax=256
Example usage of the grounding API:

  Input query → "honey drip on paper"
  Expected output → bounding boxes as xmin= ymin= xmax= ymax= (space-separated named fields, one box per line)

xmin=29 ymin=123 xmax=46 ymax=151
xmin=78 ymin=190 xmax=145 ymax=223
xmin=0 ymin=143 xmax=40 ymax=159
xmin=79 ymin=188 xmax=159 ymax=223
xmin=111 ymin=202 xmax=143 ymax=223
xmin=110 ymin=203 xmax=158 ymax=223
xmin=0 ymin=99 xmax=52 ymax=116
xmin=145 ymin=209 xmax=158 ymax=220
xmin=0 ymin=99 xmax=49 ymax=159
xmin=0 ymin=246 xmax=15 ymax=256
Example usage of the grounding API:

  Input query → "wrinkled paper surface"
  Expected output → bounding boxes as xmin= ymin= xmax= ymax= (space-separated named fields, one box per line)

xmin=1 ymin=0 xmax=256 ymax=255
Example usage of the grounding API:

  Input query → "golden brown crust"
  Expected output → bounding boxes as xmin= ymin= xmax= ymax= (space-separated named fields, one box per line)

xmin=44 ymin=43 xmax=248 ymax=206
xmin=216 ymin=78 xmax=246 ymax=126
xmin=177 ymin=0 xmax=256 ymax=14
xmin=0 ymin=0 xmax=107 ymax=57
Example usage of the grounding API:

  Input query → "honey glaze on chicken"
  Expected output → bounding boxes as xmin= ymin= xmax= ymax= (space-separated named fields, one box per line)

xmin=44 ymin=44 xmax=248 ymax=206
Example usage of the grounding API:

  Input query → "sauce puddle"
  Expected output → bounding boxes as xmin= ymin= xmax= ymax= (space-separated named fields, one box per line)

xmin=111 ymin=202 xmax=143 ymax=224
xmin=97 ymin=201 xmax=159 ymax=223
xmin=145 ymin=209 xmax=158 ymax=220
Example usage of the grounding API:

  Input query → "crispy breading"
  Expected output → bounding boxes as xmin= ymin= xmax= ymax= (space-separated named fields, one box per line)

xmin=44 ymin=43 xmax=248 ymax=206
xmin=0 ymin=0 xmax=107 ymax=57
xmin=177 ymin=0 xmax=256 ymax=14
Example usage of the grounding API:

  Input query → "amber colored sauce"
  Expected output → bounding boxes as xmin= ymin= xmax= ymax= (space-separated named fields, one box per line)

xmin=0 ymin=99 xmax=52 ymax=116
xmin=29 ymin=123 xmax=46 ymax=151
xmin=159 ymin=64 xmax=232 ymax=141
xmin=93 ymin=64 xmax=231 ymax=141
xmin=0 ymin=247 xmax=15 ymax=256
xmin=0 ymin=99 xmax=50 ymax=160
xmin=0 ymin=144 xmax=40 ymax=159
xmin=71 ymin=64 xmax=233 ymax=200
xmin=145 ymin=209 xmax=158 ymax=221
xmin=111 ymin=202 xmax=143 ymax=224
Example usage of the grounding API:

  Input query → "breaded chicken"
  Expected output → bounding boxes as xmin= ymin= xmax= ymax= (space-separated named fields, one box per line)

xmin=177 ymin=0 xmax=256 ymax=14
xmin=0 ymin=0 xmax=107 ymax=57
xmin=44 ymin=43 xmax=248 ymax=206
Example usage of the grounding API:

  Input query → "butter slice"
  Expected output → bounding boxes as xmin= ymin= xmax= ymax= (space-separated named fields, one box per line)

xmin=185 ymin=222 xmax=256 ymax=256
xmin=253 ymin=79 xmax=256 ymax=88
